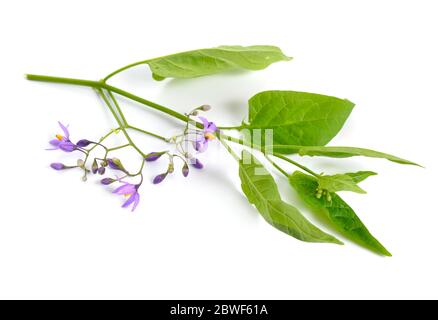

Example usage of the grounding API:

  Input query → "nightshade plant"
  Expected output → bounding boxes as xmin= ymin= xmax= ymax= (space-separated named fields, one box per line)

xmin=27 ymin=45 xmax=420 ymax=256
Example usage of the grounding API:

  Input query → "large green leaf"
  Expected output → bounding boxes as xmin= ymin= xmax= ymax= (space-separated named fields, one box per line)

xmin=239 ymin=150 xmax=342 ymax=244
xmin=289 ymin=171 xmax=391 ymax=256
xmin=297 ymin=146 xmax=420 ymax=166
xmin=146 ymin=45 xmax=291 ymax=80
xmin=242 ymin=91 xmax=354 ymax=149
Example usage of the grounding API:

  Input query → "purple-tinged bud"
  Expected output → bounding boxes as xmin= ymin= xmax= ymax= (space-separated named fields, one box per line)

xmin=98 ymin=166 xmax=106 ymax=175
xmin=108 ymin=158 xmax=126 ymax=171
xmin=191 ymin=158 xmax=203 ymax=169
xmin=50 ymin=163 xmax=66 ymax=170
xmin=153 ymin=173 xmax=167 ymax=184
xmin=92 ymin=159 xmax=98 ymax=174
xmin=200 ymin=104 xmax=211 ymax=111
xmin=182 ymin=163 xmax=189 ymax=177
xmin=145 ymin=151 xmax=165 ymax=162
xmin=101 ymin=178 xmax=115 ymax=185
xmin=76 ymin=139 xmax=92 ymax=147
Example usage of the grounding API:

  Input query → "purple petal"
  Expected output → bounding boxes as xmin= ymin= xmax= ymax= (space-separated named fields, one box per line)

xmin=49 ymin=139 xmax=60 ymax=147
xmin=195 ymin=140 xmax=208 ymax=153
xmin=59 ymin=141 xmax=76 ymax=152
xmin=58 ymin=121 xmax=70 ymax=139
xmin=206 ymin=121 xmax=218 ymax=133
xmin=131 ymin=193 xmax=140 ymax=211
xmin=198 ymin=116 xmax=210 ymax=129
xmin=113 ymin=183 xmax=136 ymax=195
xmin=122 ymin=192 xmax=138 ymax=209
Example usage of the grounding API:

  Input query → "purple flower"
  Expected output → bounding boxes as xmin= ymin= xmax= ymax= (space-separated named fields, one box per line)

xmin=112 ymin=182 xmax=140 ymax=211
xmin=194 ymin=117 xmax=218 ymax=152
xmin=47 ymin=121 xmax=77 ymax=152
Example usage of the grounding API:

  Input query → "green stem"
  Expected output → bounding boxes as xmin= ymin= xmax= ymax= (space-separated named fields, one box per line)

xmin=273 ymin=153 xmax=319 ymax=177
xmin=87 ymin=127 xmax=120 ymax=153
xmin=98 ymin=89 xmax=145 ymax=157
xmin=128 ymin=125 xmax=168 ymax=142
xmin=218 ymin=125 xmax=244 ymax=130
xmin=218 ymin=137 xmax=240 ymax=161
xmin=266 ymin=156 xmax=289 ymax=177
xmin=108 ymin=144 xmax=130 ymax=152
xmin=220 ymin=133 xmax=319 ymax=177
xmin=107 ymin=90 xmax=128 ymax=126
xmin=102 ymin=60 xmax=150 ymax=82
xmin=26 ymin=74 xmax=191 ymax=124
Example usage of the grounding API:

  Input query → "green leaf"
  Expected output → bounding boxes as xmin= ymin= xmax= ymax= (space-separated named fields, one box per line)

xmin=238 ymin=150 xmax=342 ymax=244
xmin=243 ymin=91 xmax=354 ymax=149
xmin=289 ymin=171 xmax=391 ymax=256
xmin=146 ymin=45 xmax=291 ymax=80
xmin=297 ymin=146 xmax=421 ymax=166
xmin=318 ymin=174 xmax=367 ymax=194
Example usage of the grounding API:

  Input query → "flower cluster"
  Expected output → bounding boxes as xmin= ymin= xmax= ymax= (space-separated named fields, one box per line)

xmin=47 ymin=106 xmax=218 ymax=212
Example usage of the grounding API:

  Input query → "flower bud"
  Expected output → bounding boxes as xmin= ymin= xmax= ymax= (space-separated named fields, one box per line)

xmin=200 ymin=104 xmax=211 ymax=111
xmin=77 ymin=159 xmax=85 ymax=168
xmin=144 ymin=151 xmax=165 ymax=162
xmin=182 ymin=163 xmax=189 ymax=177
xmin=191 ymin=158 xmax=203 ymax=169
xmin=98 ymin=166 xmax=106 ymax=175
xmin=92 ymin=159 xmax=98 ymax=174
xmin=108 ymin=158 xmax=126 ymax=171
xmin=101 ymin=177 xmax=115 ymax=185
xmin=50 ymin=163 xmax=66 ymax=170
xmin=76 ymin=139 xmax=92 ymax=147
xmin=153 ymin=173 xmax=167 ymax=184
xmin=167 ymin=163 xmax=174 ymax=174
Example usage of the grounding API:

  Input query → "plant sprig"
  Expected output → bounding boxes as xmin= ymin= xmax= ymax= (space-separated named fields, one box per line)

xmin=27 ymin=45 xmax=420 ymax=256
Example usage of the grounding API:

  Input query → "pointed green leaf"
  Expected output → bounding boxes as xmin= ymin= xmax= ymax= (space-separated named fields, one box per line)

xmin=297 ymin=146 xmax=420 ymax=166
xmin=239 ymin=150 xmax=342 ymax=244
xmin=243 ymin=91 xmax=354 ymax=148
xmin=146 ymin=45 xmax=291 ymax=80
xmin=289 ymin=171 xmax=391 ymax=256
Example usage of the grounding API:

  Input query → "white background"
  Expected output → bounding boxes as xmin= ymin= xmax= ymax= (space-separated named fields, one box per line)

xmin=1 ymin=0 xmax=437 ymax=299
